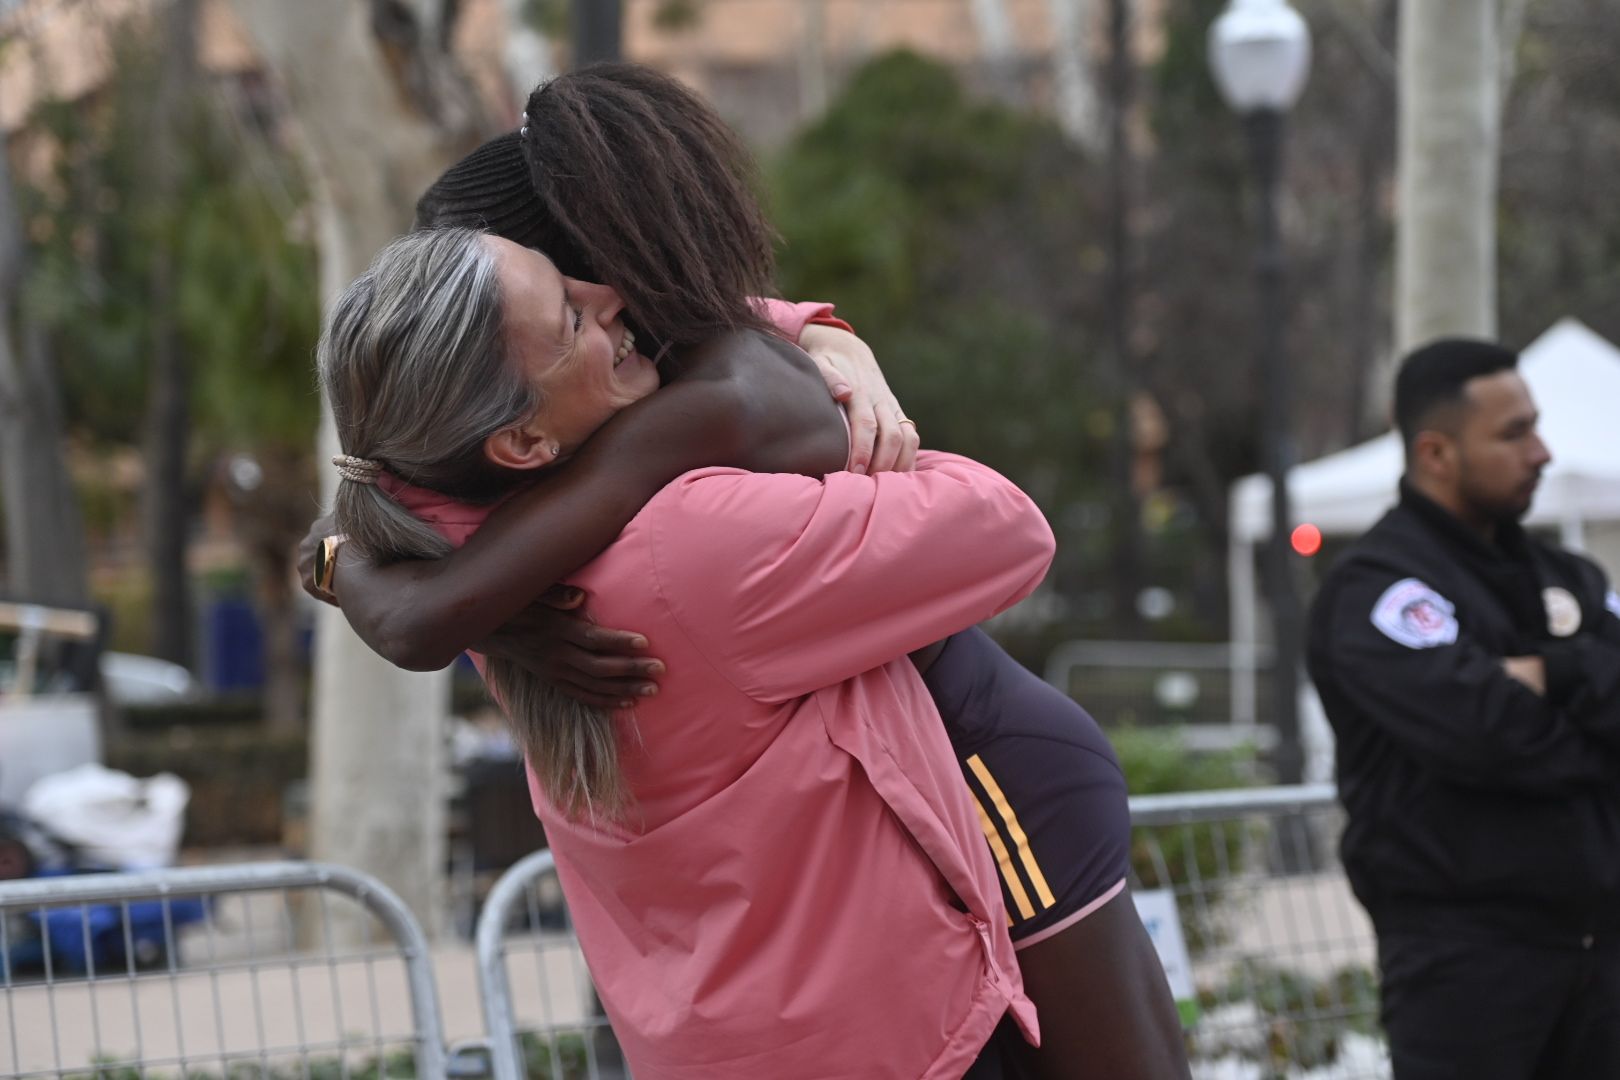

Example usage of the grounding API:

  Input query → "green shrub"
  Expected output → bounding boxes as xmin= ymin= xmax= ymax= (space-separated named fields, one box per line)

xmin=73 ymin=1048 xmax=417 ymax=1080
xmin=121 ymin=695 xmax=266 ymax=731
xmin=1114 ymin=725 xmax=1257 ymax=953
xmin=1113 ymin=725 xmax=1259 ymax=797
xmin=521 ymin=1032 xmax=593 ymax=1079
xmin=73 ymin=1032 xmax=592 ymax=1079
xmin=106 ymin=723 xmax=306 ymax=847
xmin=1191 ymin=961 xmax=1381 ymax=1073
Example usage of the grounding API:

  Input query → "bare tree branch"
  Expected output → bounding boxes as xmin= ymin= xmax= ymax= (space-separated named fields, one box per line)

xmin=0 ymin=134 xmax=89 ymax=606
xmin=1046 ymin=0 xmax=1106 ymax=155
xmin=1313 ymin=0 xmax=1396 ymax=86
xmin=969 ymin=0 xmax=1023 ymax=103
xmin=224 ymin=0 xmax=489 ymax=935
xmin=496 ymin=0 xmax=555 ymax=110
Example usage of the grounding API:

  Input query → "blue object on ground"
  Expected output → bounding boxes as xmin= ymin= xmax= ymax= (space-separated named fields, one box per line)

xmin=8 ymin=871 xmax=209 ymax=974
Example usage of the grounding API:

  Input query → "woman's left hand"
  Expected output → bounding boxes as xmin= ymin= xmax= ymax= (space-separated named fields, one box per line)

xmin=799 ymin=323 xmax=920 ymax=474
xmin=473 ymin=587 xmax=665 ymax=709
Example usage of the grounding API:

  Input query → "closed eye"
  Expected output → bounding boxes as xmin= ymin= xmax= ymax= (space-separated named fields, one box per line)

xmin=562 ymin=284 xmax=585 ymax=338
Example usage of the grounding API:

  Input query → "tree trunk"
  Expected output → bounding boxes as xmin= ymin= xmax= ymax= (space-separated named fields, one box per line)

xmin=232 ymin=447 xmax=316 ymax=737
xmin=798 ymin=0 xmax=829 ymax=119
xmin=1104 ymin=0 xmax=1142 ymax=632
xmin=572 ymin=0 xmax=622 ymax=65
xmin=225 ymin=0 xmax=488 ymax=936
xmin=0 ymin=138 xmax=89 ymax=608
xmin=1351 ymin=0 xmax=1397 ymax=438
xmin=143 ymin=0 xmax=200 ymax=666
xmin=969 ymin=0 xmax=1023 ymax=104
xmin=143 ymin=312 xmax=191 ymax=664
xmin=1046 ymin=0 xmax=1105 ymax=155
xmin=1497 ymin=0 xmax=1532 ymax=104
xmin=256 ymin=548 xmax=303 ymax=737
xmin=498 ymin=0 xmax=555 ymax=109
xmin=1345 ymin=129 xmax=1382 ymax=443
xmin=853 ymin=0 xmax=881 ymax=62
xmin=1395 ymin=1 xmax=1498 ymax=352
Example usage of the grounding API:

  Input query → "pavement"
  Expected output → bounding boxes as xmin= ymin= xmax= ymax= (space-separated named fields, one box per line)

xmin=3 ymin=881 xmax=594 ymax=1076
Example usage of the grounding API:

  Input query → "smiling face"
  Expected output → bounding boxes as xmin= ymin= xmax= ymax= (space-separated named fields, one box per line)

xmin=482 ymin=235 xmax=661 ymax=467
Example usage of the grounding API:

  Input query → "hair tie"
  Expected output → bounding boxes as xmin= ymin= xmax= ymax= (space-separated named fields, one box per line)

xmin=333 ymin=454 xmax=385 ymax=485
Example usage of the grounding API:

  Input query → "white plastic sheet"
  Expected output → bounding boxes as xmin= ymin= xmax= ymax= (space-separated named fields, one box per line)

xmin=23 ymin=763 xmax=190 ymax=869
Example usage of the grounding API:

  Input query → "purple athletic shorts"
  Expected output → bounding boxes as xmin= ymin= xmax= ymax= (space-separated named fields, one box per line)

xmin=923 ymin=627 xmax=1132 ymax=947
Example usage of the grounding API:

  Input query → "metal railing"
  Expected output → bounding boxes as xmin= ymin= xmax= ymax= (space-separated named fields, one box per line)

xmin=469 ymin=784 xmax=1386 ymax=1079
xmin=475 ymin=850 xmax=621 ymax=1080
xmin=0 ymin=862 xmax=447 ymax=1079
xmin=1044 ymin=639 xmax=1276 ymax=734
xmin=2 ymin=785 xmax=1385 ymax=1079
xmin=1130 ymin=784 xmax=1388 ymax=1079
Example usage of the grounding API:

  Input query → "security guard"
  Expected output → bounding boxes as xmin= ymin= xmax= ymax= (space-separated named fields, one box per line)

xmin=1307 ymin=338 xmax=1620 ymax=1079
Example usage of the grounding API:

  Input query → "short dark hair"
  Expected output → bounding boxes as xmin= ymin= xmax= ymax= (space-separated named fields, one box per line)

xmin=416 ymin=63 xmax=775 ymax=351
xmin=1394 ymin=338 xmax=1519 ymax=451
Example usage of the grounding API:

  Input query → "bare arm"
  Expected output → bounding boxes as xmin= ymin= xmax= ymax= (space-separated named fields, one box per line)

xmin=333 ymin=331 xmax=847 ymax=671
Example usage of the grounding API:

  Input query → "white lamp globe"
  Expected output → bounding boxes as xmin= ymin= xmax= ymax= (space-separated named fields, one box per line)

xmin=1208 ymin=0 xmax=1312 ymax=112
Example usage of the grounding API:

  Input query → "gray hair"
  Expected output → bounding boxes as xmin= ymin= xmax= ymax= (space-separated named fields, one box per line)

xmin=318 ymin=226 xmax=628 ymax=821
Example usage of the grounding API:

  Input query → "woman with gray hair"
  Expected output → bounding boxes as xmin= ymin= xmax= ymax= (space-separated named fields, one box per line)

xmin=318 ymin=222 xmax=1054 ymax=1078
xmin=319 ymin=224 xmax=877 ymax=818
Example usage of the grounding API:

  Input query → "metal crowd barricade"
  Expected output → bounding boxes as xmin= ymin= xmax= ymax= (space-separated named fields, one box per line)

xmin=0 ymin=862 xmax=448 ymax=1079
xmin=475 ymin=850 xmax=620 ymax=1080
xmin=1130 ymin=783 xmax=1389 ymax=1079
xmin=470 ymin=785 xmax=1387 ymax=1080
xmin=3 ymin=786 xmax=1386 ymax=1079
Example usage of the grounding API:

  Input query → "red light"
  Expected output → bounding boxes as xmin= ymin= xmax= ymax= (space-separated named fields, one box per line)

xmin=1291 ymin=523 xmax=1323 ymax=557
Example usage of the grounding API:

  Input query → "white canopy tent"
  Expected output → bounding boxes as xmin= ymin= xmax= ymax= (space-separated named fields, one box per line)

xmin=1227 ymin=318 xmax=1620 ymax=740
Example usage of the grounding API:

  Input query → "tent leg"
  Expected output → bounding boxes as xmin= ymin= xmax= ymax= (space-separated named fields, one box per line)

xmin=1229 ymin=537 xmax=1258 ymax=731
xmin=1561 ymin=515 xmax=1587 ymax=552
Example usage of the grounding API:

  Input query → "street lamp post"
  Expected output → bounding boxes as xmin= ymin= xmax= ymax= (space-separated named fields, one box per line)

xmin=1209 ymin=0 xmax=1311 ymax=782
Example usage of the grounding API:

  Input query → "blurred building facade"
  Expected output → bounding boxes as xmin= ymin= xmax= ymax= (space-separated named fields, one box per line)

xmin=3 ymin=0 xmax=1167 ymax=145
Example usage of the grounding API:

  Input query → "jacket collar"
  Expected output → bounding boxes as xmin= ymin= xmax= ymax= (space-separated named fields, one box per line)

xmin=1397 ymin=480 xmax=1533 ymax=566
xmin=377 ymin=472 xmax=509 ymax=529
xmin=1397 ymin=479 xmax=1546 ymax=636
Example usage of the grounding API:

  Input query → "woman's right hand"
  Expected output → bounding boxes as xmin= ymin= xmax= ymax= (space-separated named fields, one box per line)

xmin=798 ymin=323 xmax=920 ymax=475
xmin=473 ymin=587 xmax=665 ymax=709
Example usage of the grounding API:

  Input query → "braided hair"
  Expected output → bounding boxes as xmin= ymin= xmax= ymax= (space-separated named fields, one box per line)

xmin=417 ymin=63 xmax=778 ymax=353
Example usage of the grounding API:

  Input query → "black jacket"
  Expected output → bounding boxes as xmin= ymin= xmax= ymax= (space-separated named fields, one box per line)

xmin=1307 ymin=484 xmax=1620 ymax=949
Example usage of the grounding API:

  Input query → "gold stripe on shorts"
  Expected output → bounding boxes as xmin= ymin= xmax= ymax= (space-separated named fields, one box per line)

xmin=969 ymin=790 xmax=1036 ymax=920
xmin=967 ymin=753 xmax=1057 ymax=910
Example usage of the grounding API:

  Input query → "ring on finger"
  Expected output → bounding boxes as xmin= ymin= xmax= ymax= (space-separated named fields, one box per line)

xmin=897 ymin=417 xmax=919 ymax=434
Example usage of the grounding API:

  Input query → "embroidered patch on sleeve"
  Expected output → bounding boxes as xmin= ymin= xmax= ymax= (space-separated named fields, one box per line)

xmin=1370 ymin=578 xmax=1460 ymax=649
xmin=1607 ymin=590 xmax=1620 ymax=620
